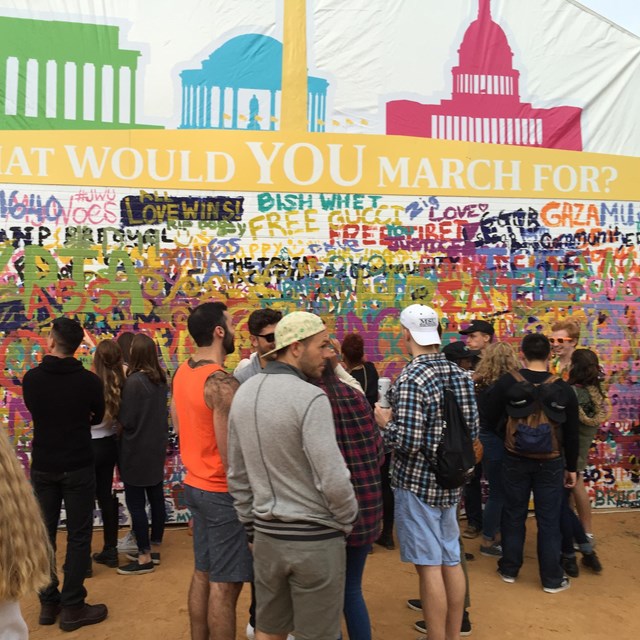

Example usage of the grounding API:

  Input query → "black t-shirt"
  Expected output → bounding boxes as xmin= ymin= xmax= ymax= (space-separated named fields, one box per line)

xmin=350 ymin=361 xmax=379 ymax=408
xmin=485 ymin=369 xmax=579 ymax=471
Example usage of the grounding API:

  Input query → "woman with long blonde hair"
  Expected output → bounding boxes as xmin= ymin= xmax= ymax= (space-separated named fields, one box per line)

xmin=0 ymin=431 xmax=51 ymax=638
xmin=473 ymin=341 xmax=521 ymax=557
xmin=91 ymin=339 xmax=126 ymax=568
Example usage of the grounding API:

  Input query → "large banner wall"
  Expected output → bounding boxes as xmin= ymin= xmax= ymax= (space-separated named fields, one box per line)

xmin=1 ymin=0 xmax=639 ymax=524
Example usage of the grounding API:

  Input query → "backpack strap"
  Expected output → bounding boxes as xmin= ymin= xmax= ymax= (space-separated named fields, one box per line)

xmin=509 ymin=369 xmax=525 ymax=383
xmin=542 ymin=374 xmax=559 ymax=386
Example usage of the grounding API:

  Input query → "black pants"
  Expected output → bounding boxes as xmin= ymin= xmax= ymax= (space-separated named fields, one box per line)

xmin=32 ymin=465 xmax=95 ymax=607
xmin=92 ymin=436 xmax=119 ymax=550
xmin=463 ymin=462 xmax=483 ymax=530
xmin=379 ymin=452 xmax=395 ymax=537
xmin=123 ymin=482 xmax=166 ymax=553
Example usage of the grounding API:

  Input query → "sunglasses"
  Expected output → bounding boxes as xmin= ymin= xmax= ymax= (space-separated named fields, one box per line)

xmin=254 ymin=332 xmax=275 ymax=343
xmin=549 ymin=337 xmax=574 ymax=344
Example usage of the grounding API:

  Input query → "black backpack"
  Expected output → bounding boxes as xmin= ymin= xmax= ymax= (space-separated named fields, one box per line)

xmin=424 ymin=366 xmax=476 ymax=489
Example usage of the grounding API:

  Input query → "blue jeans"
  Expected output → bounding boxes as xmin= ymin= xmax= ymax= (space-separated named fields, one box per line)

xmin=342 ymin=544 xmax=372 ymax=640
xmin=560 ymin=489 xmax=592 ymax=555
xmin=479 ymin=430 xmax=505 ymax=540
xmin=498 ymin=454 xmax=565 ymax=589
xmin=31 ymin=465 xmax=95 ymax=607
xmin=123 ymin=482 xmax=165 ymax=553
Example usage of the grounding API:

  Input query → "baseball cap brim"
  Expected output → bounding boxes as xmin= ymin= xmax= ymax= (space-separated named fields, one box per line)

xmin=262 ymin=312 xmax=326 ymax=357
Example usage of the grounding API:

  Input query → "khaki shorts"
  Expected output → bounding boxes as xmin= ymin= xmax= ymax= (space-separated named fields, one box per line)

xmin=253 ymin=531 xmax=346 ymax=640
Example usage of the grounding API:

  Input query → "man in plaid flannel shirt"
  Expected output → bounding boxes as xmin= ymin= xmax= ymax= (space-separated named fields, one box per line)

xmin=375 ymin=304 xmax=479 ymax=640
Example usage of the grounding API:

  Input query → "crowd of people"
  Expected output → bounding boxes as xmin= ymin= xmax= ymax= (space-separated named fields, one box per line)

xmin=1 ymin=304 xmax=610 ymax=639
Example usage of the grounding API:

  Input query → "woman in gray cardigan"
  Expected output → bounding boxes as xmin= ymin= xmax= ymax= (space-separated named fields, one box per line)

xmin=117 ymin=334 xmax=169 ymax=575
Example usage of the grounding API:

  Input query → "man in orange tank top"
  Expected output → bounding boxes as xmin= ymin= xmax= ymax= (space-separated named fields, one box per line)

xmin=171 ymin=302 xmax=253 ymax=640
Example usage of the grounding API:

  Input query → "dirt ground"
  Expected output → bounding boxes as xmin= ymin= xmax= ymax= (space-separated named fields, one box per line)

xmin=20 ymin=510 xmax=639 ymax=640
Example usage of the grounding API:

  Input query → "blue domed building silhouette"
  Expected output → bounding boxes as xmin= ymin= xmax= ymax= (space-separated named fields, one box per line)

xmin=179 ymin=34 xmax=328 ymax=132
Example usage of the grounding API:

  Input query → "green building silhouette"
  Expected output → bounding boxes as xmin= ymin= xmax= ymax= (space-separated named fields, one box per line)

xmin=0 ymin=16 xmax=160 ymax=129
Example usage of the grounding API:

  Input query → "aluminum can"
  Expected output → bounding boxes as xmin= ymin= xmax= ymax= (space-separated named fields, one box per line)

xmin=378 ymin=377 xmax=392 ymax=408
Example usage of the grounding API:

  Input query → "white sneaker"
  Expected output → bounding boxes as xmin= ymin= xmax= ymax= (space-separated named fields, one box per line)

xmin=543 ymin=578 xmax=571 ymax=594
xmin=245 ymin=622 xmax=296 ymax=640
xmin=116 ymin=531 xmax=138 ymax=553
xmin=246 ymin=623 xmax=294 ymax=640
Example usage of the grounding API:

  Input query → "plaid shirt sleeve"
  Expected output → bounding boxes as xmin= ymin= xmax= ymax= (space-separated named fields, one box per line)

xmin=383 ymin=372 xmax=437 ymax=456
xmin=458 ymin=371 xmax=480 ymax=443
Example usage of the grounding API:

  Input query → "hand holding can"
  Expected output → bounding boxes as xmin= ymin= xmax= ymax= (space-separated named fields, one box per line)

xmin=378 ymin=377 xmax=391 ymax=408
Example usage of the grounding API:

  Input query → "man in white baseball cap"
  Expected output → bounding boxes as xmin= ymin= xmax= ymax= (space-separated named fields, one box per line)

xmin=375 ymin=304 xmax=479 ymax=640
xmin=400 ymin=304 xmax=442 ymax=346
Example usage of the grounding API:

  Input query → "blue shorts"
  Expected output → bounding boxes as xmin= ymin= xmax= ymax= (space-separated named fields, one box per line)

xmin=184 ymin=484 xmax=253 ymax=583
xmin=394 ymin=488 xmax=461 ymax=566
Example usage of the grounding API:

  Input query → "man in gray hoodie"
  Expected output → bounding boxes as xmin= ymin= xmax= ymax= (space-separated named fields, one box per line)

xmin=228 ymin=311 xmax=358 ymax=640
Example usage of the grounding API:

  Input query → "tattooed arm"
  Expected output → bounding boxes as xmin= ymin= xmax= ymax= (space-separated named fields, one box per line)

xmin=204 ymin=371 xmax=240 ymax=470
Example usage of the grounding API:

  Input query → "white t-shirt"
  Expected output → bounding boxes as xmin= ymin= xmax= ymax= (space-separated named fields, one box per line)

xmin=0 ymin=601 xmax=28 ymax=640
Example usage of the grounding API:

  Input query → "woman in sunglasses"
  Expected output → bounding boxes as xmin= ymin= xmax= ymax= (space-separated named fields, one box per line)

xmin=549 ymin=320 xmax=580 ymax=381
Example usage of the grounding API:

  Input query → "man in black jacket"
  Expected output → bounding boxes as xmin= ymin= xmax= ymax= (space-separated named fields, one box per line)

xmin=22 ymin=317 xmax=108 ymax=631
xmin=486 ymin=332 xmax=579 ymax=594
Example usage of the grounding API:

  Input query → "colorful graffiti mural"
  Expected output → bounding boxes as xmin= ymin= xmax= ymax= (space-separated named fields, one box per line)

xmin=2 ymin=184 xmax=639 ymax=519
xmin=0 ymin=0 xmax=639 ymax=523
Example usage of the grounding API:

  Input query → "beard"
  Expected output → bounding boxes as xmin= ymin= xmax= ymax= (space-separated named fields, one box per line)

xmin=222 ymin=329 xmax=235 ymax=355
xmin=298 ymin=350 xmax=324 ymax=380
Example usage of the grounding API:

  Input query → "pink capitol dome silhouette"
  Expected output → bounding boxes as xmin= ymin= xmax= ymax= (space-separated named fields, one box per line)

xmin=386 ymin=0 xmax=583 ymax=151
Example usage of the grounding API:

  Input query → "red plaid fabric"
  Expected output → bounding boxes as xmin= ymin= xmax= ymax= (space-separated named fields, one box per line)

xmin=317 ymin=377 xmax=384 ymax=547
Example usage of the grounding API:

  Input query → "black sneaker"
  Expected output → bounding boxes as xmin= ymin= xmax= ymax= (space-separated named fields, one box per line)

xmin=407 ymin=598 xmax=422 ymax=611
xmin=117 ymin=561 xmax=155 ymax=575
xmin=59 ymin=603 xmax=108 ymax=631
xmin=562 ymin=555 xmax=579 ymax=578
xmin=414 ymin=610 xmax=472 ymax=636
xmin=125 ymin=551 xmax=161 ymax=565
xmin=497 ymin=569 xmax=516 ymax=584
xmin=414 ymin=619 xmax=427 ymax=635
xmin=93 ymin=548 xmax=118 ymax=568
xmin=479 ymin=542 xmax=502 ymax=557
xmin=581 ymin=551 xmax=602 ymax=573
xmin=461 ymin=610 xmax=472 ymax=636
xmin=543 ymin=578 xmax=570 ymax=594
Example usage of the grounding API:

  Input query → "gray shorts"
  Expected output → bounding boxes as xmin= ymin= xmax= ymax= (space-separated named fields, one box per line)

xmin=253 ymin=531 xmax=346 ymax=640
xmin=184 ymin=484 xmax=253 ymax=583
